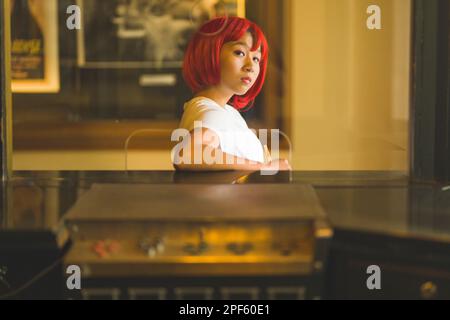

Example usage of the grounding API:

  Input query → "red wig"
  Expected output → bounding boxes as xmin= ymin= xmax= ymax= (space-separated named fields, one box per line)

xmin=182 ymin=16 xmax=269 ymax=111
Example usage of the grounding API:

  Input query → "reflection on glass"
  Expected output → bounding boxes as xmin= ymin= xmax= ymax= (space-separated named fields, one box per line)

xmin=11 ymin=0 xmax=60 ymax=92
xmin=10 ymin=0 xmax=409 ymax=173
xmin=11 ymin=0 xmax=45 ymax=80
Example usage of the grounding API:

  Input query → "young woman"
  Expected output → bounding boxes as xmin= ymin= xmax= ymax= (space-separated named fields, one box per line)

xmin=173 ymin=16 xmax=291 ymax=172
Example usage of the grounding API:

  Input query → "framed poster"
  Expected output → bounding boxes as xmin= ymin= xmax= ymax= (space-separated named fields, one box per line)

xmin=77 ymin=0 xmax=245 ymax=69
xmin=10 ymin=0 xmax=60 ymax=93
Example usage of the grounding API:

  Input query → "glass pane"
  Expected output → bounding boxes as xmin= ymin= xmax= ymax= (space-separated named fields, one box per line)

xmin=9 ymin=0 xmax=410 ymax=172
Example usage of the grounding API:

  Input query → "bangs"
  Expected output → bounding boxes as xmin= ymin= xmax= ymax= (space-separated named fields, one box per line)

xmin=247 ymin=27 xmax=264 ymax=55
xmin=222 ymin=18 xmax=267 ymax=61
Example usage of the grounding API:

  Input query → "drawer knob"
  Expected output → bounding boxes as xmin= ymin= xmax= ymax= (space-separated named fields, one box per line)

xmin=420 ymin=281 xmax=438 ymax=299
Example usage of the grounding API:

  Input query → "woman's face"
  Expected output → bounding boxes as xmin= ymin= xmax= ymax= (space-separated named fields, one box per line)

xmin=218 ymin=32 xmax=262 ymax=96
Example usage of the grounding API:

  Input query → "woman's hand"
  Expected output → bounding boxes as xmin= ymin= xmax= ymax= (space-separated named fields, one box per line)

xmin=261 ymin=159 xmax=292 ymax=171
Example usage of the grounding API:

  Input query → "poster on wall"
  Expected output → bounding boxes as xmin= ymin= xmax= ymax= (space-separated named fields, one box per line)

xmin=11 ymin=0 xmax=60 ymax=93
xmin=77 ymin=0 xmax=245 ymax=69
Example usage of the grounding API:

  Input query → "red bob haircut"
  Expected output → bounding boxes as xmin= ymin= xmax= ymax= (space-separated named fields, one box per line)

xmin=182 ymin=16 xmax=269 ymax=111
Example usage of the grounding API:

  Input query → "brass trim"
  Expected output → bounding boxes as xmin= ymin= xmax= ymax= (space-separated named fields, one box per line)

xmin=237 ymin=0 xmax=246 ymax=17
xmin=315 ymin=227 xmax=333 ymax=239
xmin=1 ymin=0 xmax=12 ymax=180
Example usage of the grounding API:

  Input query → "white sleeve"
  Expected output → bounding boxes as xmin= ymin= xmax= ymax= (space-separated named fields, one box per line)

xmin=183 ymin=101 xmax=261 ymax=161
xmin=190 ymin=109 xmax=229 ymax=151
xmin=191 ymin=109 xmax=227 ymax=131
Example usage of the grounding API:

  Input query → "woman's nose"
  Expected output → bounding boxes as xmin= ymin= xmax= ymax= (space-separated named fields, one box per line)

xmin=244 ymin=61 xmax=254 ymax=73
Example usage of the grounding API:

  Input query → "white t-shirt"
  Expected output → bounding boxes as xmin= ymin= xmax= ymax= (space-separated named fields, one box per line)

xmin=178 ymin=96 xmax=265 ymax=163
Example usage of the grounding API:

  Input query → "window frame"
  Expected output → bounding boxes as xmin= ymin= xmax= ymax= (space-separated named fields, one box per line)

xmin=411 ymin=0 xmax=450 ymax=182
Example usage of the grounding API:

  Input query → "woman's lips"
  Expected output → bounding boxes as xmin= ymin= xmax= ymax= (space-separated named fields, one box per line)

xmin=241 ymin=77 xmax=252 ymax=85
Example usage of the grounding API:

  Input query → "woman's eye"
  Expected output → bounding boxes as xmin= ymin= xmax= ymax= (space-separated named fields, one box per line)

xmin=234 ymin=50 xmax=245 ymax=57
xmin=253 ymin=57 xmax=260 ymax=63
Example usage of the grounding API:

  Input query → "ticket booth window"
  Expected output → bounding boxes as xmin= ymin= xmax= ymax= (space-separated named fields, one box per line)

xmin=2 ymin=0 xmax=416 ymax=174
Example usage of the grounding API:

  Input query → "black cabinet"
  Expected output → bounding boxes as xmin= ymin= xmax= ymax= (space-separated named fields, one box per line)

xmin=325 ymin=230 xmax=450 ymax=299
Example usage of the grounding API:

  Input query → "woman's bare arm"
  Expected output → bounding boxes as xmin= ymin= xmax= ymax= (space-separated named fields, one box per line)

xmin=172 ymin=128 xmax=291 ymax=172
xmin=174 ymin=146 xmax=265 ymax=171
xmin=173 ymin=128 xmax=264 ymax=171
